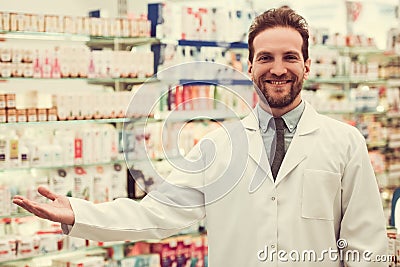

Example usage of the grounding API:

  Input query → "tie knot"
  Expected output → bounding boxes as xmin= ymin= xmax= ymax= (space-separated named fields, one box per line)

xmin=273 ymin=117 xmax=285 ymax=130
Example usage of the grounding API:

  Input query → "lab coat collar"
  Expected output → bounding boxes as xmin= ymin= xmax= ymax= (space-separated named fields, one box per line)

xmin=243 ymin=101 xmax=321 ymax=187
xmin=242 ymin=100 xmax=319 ymax=134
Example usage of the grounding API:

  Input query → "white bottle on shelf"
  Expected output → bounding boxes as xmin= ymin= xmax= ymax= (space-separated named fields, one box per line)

xmin=52 ymin=50 xmax=61 ymax=79
xmin=55 ymin=129 xmax=75 ymax=166
xmin=0 ymin=131 xmax=9 ymax=169
xmin=32 ymin=49 xmax=42 ymax=78
xmin=19 ymin=142 xmax=30 ymax=168
xmin=52 ymin=143 xmax=63 ymax=166
xmin=42 ymin=50 xmax=52 ymax=78
xmin=8 ymin=130 xmax=19 ymax=167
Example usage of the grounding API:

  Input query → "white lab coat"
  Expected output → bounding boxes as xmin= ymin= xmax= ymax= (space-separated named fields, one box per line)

xmin=65 ymin=101 xmax=388 ymax=266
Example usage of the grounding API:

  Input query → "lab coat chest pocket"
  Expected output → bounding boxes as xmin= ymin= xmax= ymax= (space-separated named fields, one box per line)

xmin=301 ymin=169 xmax=341 ymax=220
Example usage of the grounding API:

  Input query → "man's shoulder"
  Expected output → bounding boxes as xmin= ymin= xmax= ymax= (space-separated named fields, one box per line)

xmin=207 ymin=119 xmax=247 ymax=136
xmin=315 ymin=112 xmax=365 ymax=142
xmin=197 ymin=118 xmax=250 ymax=147
xmin=317 ymin=112 xmax=356 ymax=129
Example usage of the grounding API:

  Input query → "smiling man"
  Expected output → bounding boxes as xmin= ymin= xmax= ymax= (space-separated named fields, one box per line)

xmin=245 ymin=7 xmax=388 ymax=266
xmin=249 ymin=27 xmax=309 ymax=115
xmin=13 ymin=7 xmax=388 ymax=267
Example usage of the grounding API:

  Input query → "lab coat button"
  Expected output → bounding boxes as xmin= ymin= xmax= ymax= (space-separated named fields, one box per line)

xmin=271 ymin=196 xmax=276 ymax=201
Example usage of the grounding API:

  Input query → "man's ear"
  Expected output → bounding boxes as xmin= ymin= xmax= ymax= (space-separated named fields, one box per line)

xmin=303 ymin=58 xmax=311 ymax=80
xmin=247 ymin=60 xmax=253 ymax=79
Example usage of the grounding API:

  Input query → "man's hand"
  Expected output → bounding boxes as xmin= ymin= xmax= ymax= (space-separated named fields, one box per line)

xmin=12 ymin=186 xmax=75 ymax=225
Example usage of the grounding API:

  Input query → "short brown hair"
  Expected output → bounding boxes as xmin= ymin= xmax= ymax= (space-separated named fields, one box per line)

xmin=247 ymin=7 xmax=309 ymax=63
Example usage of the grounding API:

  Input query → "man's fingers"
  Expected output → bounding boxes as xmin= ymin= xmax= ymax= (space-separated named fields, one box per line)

xmin=37 ymin=186 xmax=57 ymax=201
xmin=12 ymin=196 xmax=32 ymax=211
xmin=12 ymin=195 xmax=25 ymax=202
xmin=13 ymin=198 xmax=37 ymax=215
xmin=18 ymin=199 xmax=53 ymax=220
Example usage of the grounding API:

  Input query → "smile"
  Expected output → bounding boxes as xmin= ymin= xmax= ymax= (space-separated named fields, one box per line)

xmin=266 ymin=80 xmax=291 ymax=85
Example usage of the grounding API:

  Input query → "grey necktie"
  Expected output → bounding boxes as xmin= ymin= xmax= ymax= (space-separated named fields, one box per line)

xmin=271 ymin=117 xmax=285 ymax=180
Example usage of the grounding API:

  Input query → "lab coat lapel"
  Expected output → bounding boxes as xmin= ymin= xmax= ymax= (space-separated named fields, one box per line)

xmin=241 ymin=111 xmax=272 ymax=191
xmin=274 ymin=102 xmax=320 ymax=185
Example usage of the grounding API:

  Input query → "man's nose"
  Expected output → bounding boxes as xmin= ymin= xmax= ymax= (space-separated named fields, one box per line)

xmin=270 ymin=60 xmax=288 ymax=76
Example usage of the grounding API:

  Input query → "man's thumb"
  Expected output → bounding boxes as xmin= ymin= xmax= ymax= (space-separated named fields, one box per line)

xmin=38 ymin=186 xmax=57 ymax=201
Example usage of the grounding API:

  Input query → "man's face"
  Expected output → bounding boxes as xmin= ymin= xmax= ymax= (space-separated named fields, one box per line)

xmin=248 ymin=27 xmax=311 ymax=110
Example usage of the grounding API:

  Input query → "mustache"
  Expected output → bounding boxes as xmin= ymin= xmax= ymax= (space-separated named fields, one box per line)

xmin=260 ymin=74 xmax=294 ymax=80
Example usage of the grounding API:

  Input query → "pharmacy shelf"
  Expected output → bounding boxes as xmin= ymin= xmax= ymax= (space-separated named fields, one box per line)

xmin=0 ymin=77 xmax=90 ymax=81
xmin=0 ymin=246 xmax=107 ymax=264
xmin=386 ymin=79 xmax=400 ymax=87
xmin=0 ymin=159 xmax=126 ymax=173
xmin=319 ymin=110 xmax=387 ymax=116
xmin=2 ymin=112 xmax=243 ymax=126
xmin=310 ymin=44 xmax=385 ymax=55
xmin=175 ymin=42 xmax=385 ymax=54
xmin=0 ymin=77 xmax=159 ymax=84
xmin=86 ymin=36 xmax=159 ymax=49
xmin=87 ymin=77 xmax=159 ymax=85
xmin=0 ymin=212 xmax=36 ymax=220
xmin=155 ymin=109 xmax=246 ymax=122
xmin=177 ymin=39 xmax=248 ymax=49
xmin=367 ymin=141 xmax=388 ymax=149
xmin=306 ymin=77 xmax=387 ymax=84
xmin=0 ymin=31 xmax=158 ymax=45
xmin=386 ymin=112 xmax=400 ymax=118
xmin=2 ymin=118 xmax=135 ymax=125
xmin=0 ymin=30 xmax=90 ymax=41
xmin=0 ymin=230 xmax=205 ymax=264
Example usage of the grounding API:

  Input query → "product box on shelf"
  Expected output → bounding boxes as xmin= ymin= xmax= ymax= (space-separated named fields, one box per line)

xmin=148 ymin=2 xmax=254 ymax=43
xmin=0 ymin=10 xmax=151 ymax=37
xmin=52 ymin=255 xmax=104 ymax=267
xmin=109 ymin=162 xmax=128 ymax=199
xmin=119 ymin=254 xmax=160 ymax=267
xmin=148 ymin=234 xmax=208 ymax=267
xmin=127 ymin=165 xmax=155 ymax=200
xmin=0 ymin=186 xmax=11 ymax=216
xmin=0 ymin=109 xmax=5 ymax=123
xmin=16 ymin=235 xmax=40 ymax=258
xmin=0 ymin=235 xmax=17 ymax=261
xmin=191 ymin=235 xmax=206 ymax=267
xmin=91 ymin=165 xmax=112 ymax=204
xmin=150 ymin=238 xmax=178 ymax=267
xmin=387 ymin=27 xmax=400 ymax=54
xmin=0 ymin=44 xmax=155 ymax=80
xmin=49 ymin=168 xmax=73 ymax=197
xmin=36 ymin=228 xmax=63 ymax=254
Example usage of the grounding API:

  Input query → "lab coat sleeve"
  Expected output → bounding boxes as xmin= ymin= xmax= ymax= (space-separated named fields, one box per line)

xmin=62 ymin=141 xmax=207 ymax=242
xmin=64 ymin=193 xmax=205 ymax=242
xmin=340 ymin=133 xmax=388 ymax=266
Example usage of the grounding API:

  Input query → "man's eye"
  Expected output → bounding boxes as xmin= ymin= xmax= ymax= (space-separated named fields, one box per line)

xmin=258 ymin=56 xmax=271 ymax=61
xmin=285 ymin=55 xmax=299 ymax=61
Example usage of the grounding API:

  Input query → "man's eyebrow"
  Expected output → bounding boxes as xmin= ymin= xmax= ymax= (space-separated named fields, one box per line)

xmin=255 ymin=51 xmax=272 ymax=57
xmin=284 ymin=50 xmax=301 ymax=56
xmin=255 ymin=50 xmax=302 ymax=57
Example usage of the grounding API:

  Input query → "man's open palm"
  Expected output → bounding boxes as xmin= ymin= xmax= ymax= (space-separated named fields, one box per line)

xmin=13 ymin=186 xmax=75 ymax=225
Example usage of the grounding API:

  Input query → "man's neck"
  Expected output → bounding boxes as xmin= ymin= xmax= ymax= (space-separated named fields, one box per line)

xmin=259 ymin=98 xmax=302 ymax=117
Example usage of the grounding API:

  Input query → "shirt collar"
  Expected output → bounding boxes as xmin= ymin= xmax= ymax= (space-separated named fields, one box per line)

xmin=256 ymin=100 xmax=305 ymax=133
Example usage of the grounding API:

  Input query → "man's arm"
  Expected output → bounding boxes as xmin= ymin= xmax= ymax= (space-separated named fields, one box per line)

xmin=13 ymin=138 xmax=207 ymax=242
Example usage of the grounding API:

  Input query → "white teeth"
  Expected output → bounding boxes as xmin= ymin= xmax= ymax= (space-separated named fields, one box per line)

xmin=269 ymin=81 xmax=287 ymax=85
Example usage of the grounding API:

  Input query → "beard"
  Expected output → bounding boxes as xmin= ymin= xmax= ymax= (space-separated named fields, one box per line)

xmin=254 ymin=73 xmax=303 ymax=108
